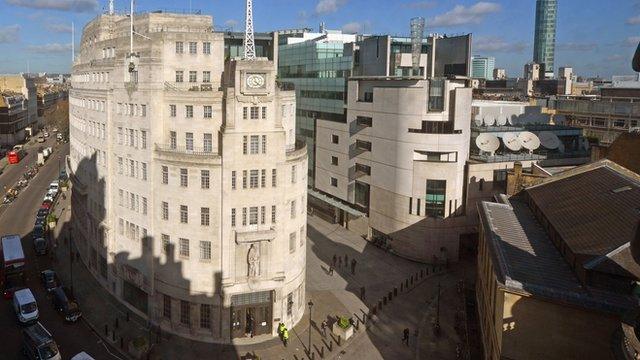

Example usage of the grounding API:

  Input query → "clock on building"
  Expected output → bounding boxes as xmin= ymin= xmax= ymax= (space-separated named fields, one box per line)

xmin=246 ymin=74 xmax=266 ymax=89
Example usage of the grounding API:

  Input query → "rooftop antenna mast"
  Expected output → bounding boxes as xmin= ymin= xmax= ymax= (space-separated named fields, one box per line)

xmin=109 ymin=0 xmax=114 ymax=15
xmin=130 ymin=0 xmax=134 ymax=55
xmin=244 ymin=0 xmax=256 ymax=60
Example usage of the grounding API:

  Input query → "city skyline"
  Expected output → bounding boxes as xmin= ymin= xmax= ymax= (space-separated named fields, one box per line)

xmin=0 ymin=0 xmax=638 ymax=77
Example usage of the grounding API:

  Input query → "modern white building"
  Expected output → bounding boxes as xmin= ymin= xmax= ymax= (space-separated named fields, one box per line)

xmin=472 ymin=56 xmax=495 ymax=80
xmin=69 ymin=10 xmax=307 ymax=343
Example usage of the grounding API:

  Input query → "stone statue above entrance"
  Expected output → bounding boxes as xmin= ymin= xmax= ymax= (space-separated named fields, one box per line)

xmin=248 ymin=244 xmax=260 ymax=277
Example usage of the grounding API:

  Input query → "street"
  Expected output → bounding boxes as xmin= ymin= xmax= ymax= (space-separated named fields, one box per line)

xmin=0 ymin=136 xmax=119 ymax=360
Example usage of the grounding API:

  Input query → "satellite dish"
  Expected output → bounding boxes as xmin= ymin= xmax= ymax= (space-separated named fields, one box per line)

xmin=496 ymin=116 xmax=507 ymax=126
xmin=484 ymin=115 xmax=496 ymax=127
xmin=502 ymin=133 xmax=522 ymax=152
xmin=476 ymin=134 xmax=500 ymax=155
xmin=519 ymin=131 xmax=541 ymax=152
xmin=474 ymin=116 xmax=483 ymax=127
xmin=538 ymin=131 xmax=560 ymax=149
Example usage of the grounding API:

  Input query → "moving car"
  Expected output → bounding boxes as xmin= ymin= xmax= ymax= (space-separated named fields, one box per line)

xmin=21 ymin=322 xmax=61 ymax=360
xmin=40 ymin=270 xmax=60 ymax=293
xmin=51 ymin=287 xmax=81 ymax=322
xmin=13 ymin=288 xmax=38 ymax=324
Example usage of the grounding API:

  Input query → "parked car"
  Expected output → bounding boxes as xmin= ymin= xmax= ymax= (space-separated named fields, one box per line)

xmin=36 ymin=136 xmax=45 ymax=143
xmin=33 ymin=237 xmax=47 ymax=256
xmin=40 ymin=270 xmax=60 ymax=293
xmin=43 ymin=132 xmax=49 ymax=138
xmin=21 ymin=322 xmax=61 ymax=360
xmin=41 ymin=200 xmax=52 ymax=210
xmin=48 ymin=182 xmax=59 ymax=196
xmin=43 ymin=193 xmax=55 ymax=203
xmin=33 ymin=224 xmax=46 ymax=240
xmin=13 ymin=288 xmax=38 ymax=324
xmin=58 ymin=170 xmax=67 ymax=182
xmin=51 ymin=287 xmax=81 ymax=322
xmin=36 ymin=208 xmax=48 ymax=223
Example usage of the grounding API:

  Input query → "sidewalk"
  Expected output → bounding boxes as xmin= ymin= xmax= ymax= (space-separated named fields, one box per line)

xmin=51 ymin=189 xmax=468 ymax=359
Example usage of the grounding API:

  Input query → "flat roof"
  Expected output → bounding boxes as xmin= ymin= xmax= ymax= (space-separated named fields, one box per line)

xmin=1 ymin=235 xmax=24 ymax=263
xmin=14 ymin=288 xmax=35 ymax=304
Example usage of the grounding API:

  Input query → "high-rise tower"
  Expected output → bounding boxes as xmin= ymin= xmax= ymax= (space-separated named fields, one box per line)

xmin=533 ymin=0 xmax=557 ymax=78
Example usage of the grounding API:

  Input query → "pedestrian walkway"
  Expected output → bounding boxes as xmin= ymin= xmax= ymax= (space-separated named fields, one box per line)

xmin=51 ymin=190 xmax=470 ymax=360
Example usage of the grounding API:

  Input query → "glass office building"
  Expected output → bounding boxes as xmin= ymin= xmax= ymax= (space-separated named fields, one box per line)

xmin=533 ymin=0 xmax=557 ymax=78
xmin=471 ymin=56 xmax=496 ymax=80
xmin=278 ymin=38 xmax=354 ymax=187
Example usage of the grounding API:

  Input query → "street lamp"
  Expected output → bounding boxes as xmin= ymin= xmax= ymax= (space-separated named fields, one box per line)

xmin=307 ymin=300 xmax=314 ymax=355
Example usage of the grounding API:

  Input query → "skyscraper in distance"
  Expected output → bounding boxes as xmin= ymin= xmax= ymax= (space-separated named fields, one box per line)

xmin=533 ymin=0 xmax=557 ymax=78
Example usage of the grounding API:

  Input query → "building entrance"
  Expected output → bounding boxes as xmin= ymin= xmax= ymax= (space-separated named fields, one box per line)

xmin=230 ymin=291 xmax=272 ymax=338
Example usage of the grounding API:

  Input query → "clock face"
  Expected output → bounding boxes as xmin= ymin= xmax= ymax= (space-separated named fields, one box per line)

xmin=246 ymin=74 xmax=266 ymax=89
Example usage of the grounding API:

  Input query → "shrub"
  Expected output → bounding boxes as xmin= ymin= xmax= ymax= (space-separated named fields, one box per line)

xmin=337 ymin=316 xmax=350 ymax=329
xmin=46 ymin=214 xmax=57 ymax=223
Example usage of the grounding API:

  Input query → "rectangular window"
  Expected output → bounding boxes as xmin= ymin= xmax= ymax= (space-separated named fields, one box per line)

xmin=163 ymin=295 xmax=171 ymax=318
xmin=142 ymin=197 xmax=148 ymax=215
xmin=426 ymin=180 xmax=447 ymax=218
xmin=261 ymin=135 xmax=267 ymax=154
xmin=331 ymin=134 xmax=339 ymax=144
xmin=202 ymin=71 xmax=211 ymax=83
xmin=141 ymin=162 xmax=147 ymax=181
xmin=141 ymin=130 xmax=147 ymax=149
xmin=356 ymin=139 xmax=372 ymax=151
xmin=271 ymin=205 xmax=276 ymax=223
xmin=162 ymin=166 xmax=169 ymax=184
xmin=162 ymin=234 xmax=170 ymax=254
xmin=201 ymin=207 xmax=210 ymax=226
xmin=180 ymin=168 xmax=188 ymax=187
xmin=170 ymin=131 xmax=177 ymax=149
xmin=231 ymin=171 xmax=237 ymax=190
xmin=261 ymin=106 xmax=267 ymax=119
xmin=331 ymin=156 xmax=338 ymax=166
xmin=409 ymin=197 xmax=413 ymax=215
xmin=189 ymin=41 xmax=197 ymax=54
xmin=242 ymin=170 xmax=248 ymax=189
xmin=428 ymin=78 xmax=445 ymax=112
xmin=141 ymin=104 xmax=146 ymax=117
xmin=117 ymin=127 xmax=123 ymax=144
xmin=186 ymin=106 xmax=194 ymax=118
xmin=289 ymin=232 xmax=296 ymax=253
xmin=203 ymin=42 xmax=211 ymax=54
xmin=201 ymin=170 xmax=210 ymax=189
xmin=242 ymin=208 xmax=247 ymax=226
xmin=231 ymin=208 xmax=236 ymax=227
xmin=271 ymin=169 xmax=277 ymax=187
xmin=175 ymin=71 xmax=184 ymax=83
xmin=180 ymin=300 xmax=190 ymax=325
xmin=175 ymin=41 xmax=184 ymax=54
xmin=250 ymin=170 xmax=259 ymax=188
xmin=250 ymin=135 xmax=259 ymax=154
xmin=261 ymin=169 xmax=266 ymax=188
xmin=180 ymin=205 xmax=189 ymax=224
xmin=179 ymin=238 xmax=190 ymax=258
xmin=300 ymin=226 xmax=305 ymax=247
xmin=203 ymin=105 xmax=212 ymax=118
xmin=243 ymin=107 xmax=248 ymax=120
xmin=249 ymin=206 xmax=258 ymax=225
xmin=200 ymin=304 xmax=211 ymax=329
xmin=330 ymin=177 xmax=338 ymax=187
xmin=162 ymin=201 xmax=169 ymax=220
xmin=291 ymin=165 xmax=297 ymax=184
xmin=203 ymin=133 xmax=213 ymax=152
xmin=118 ymin=189 xmax=123 ymax=206
xmin=189 ymin=71 xmax=197 ymax=83
xmin=170 ymin=104 xmax=177 ymax=117
xmin=260 ymin=205 xmax=266 ymax=224
xmin=242 ymin=136 xmax=248 ymax=155
xmin=291 ymin=200 xmax=296 ymax=219
xmin=186 ymin=132 xmax=194 ymax=150
xmin=250 ymin=106 xmax=259 ymax=120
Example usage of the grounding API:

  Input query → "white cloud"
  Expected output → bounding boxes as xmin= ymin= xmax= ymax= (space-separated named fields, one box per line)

xmin=6 ymin=0 xmax=98 ymax=12
xmin=26 ymin=43 xmax=72 ymax=53
xmin=556 ymin=42 xmax=598 ymax=52
xmin=402 ymin=1 xmax=437 ymax=9
xmin=341 ymin=22 xmax=362 ymax=34
xmin=45 ymin=23 xmax=73 ymax=33
xmin=315 ymin=0 xmax=347 ymax=15
xmin=0 ymin=25 xmax=20 ymax=43
xmin=627 ymin=15 xmax=640 ymax=25
xmin=474 ymin=36 xmax=526 ymax=53
xmin=627 ymin=36 xmax=640 ymax=46
xmin=224 ymin=19 xmax=238 ymax=29
xmin=429 ymin=2 xmax=501 ymax=27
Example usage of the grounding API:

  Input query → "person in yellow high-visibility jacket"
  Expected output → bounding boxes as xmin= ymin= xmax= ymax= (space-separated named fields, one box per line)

xmin=277 ymin=322 xmax=285 ymax=340
xmin=282 ymin=327 xmax=289 ymax=347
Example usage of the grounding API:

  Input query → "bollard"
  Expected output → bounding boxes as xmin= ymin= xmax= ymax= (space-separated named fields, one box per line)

xmin=311 ymin=352 xmax=315 ymax=360
xmin=112 ymin=331 xmax=116 ymax=342
xmin=394 ymin=287 xmax=398 ymax=297
xmin=337 ymin=335 xmax=341 ymax=346
xmin=421 ymin=269 xmax=424 ymax=278
xmin=329 ymin=340 xmax=333 ymax=352
xmin=120 ymin=337 xmax=124 ymax=349
xmin=355 ymin=319 xmax=360 ymax=330
xmin=383 ymin=296 xmax=387 ymax=306
xmin=126 ymin=311 xmax=130 ymax=322
xmin=426 ymin=267 xmax=430 ymax=275
xmin=405 ymin=279 xmax=409 ymax=288
xmin=320 ymin=346 xmax=324 ymax=358
xmin=378 ymin=299 xmax=383 ymax=309
xmin=410 ymin=275 xmax=414 ymax=285
xmin=115 ymin=317 xmax=119 ymax=329
xmin=400 ymin=282 xmax=404 ymax=292
xmin=388 ymin=291 xmax=393 ymax=302
xmin=372 ymin=305 xmax=377 ymax=315
xmin=104 ymin=324 xmax=108 ymax=336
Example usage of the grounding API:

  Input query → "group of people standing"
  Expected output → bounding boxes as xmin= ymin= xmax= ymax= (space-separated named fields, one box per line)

xmin=329 ymin=254 xmax=358 ymax=276
xmin=277 ymin=322 xmax=289 ymax=347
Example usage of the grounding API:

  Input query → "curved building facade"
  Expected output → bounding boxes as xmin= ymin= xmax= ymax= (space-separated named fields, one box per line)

xmin=69 ymin=12 xmax=307 ymax=343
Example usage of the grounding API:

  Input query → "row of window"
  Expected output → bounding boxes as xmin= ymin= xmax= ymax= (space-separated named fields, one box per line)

xmin=175 ymin=41 xmax=212 ymax=55
xmin=80 ymin=98 xmax=107 ymax=112
xmin=242 ymin=106 xmax=268 ymax=120
xmin=118 ymin=189 xmax=148 ymax=216
xmin=288 ymin=225 xmax=306 ymax=253
xmin=175 ymin=70 xmax=212 ymax=83
xmin=169 ymin=104 xmax=213 ymax=118
xmin=117 ymin=156 xmax=148 ymax=181
xmin=167 ymin=131 xmax=214 ymax=152
xmin=160 ymin=203 xmax=211 ymax=226
xmin=117 ymin=102 xmax=147 ymax=117
xmin=117 ymin=218 xmax=148 ymax=243
xmin=242 ymin=135 xmax=267 ymax=155
xmin=229 ymin=196 xmax=305 ymax=227
xmin=75 ymin=72 xmax=110 ymax=84
xmin=117 ymin=127 xmax=148 ymax=149
xmin=85 ymin=120 xmax=106 ymax=140
xmin=162 ymin=294 xmax=212 ymax=329
xmin=408 ymin=180 xmax=447 ymax=218
xmin=101 ymin=47 xmax=116 ymax=59
xmin=161 ymin=235 xmax=212 ymax=262
xmin=296 ymin=108 xmax=346 ymax=123
xmin=231 ymin=169 xmax=276 ymax=190
xmin=161 ymin=166 xmax=211 ymax=189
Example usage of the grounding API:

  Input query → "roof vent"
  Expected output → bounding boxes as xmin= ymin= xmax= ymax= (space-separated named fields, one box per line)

xmin=612 ymin=186 xmax=633 ymax=194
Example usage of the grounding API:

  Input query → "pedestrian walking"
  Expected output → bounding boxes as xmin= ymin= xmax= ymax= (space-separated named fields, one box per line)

xmin=332 ymin=254 xmax=337 ymax=268
xmin=282 ymin=327 xmax=289 ymax=347
xmin=360 ymin=286 xmax=365 ymax=300
xmin=321 ymin=320 xmax=328 ymax=338
xmin=278 ymin=322 xmax=285 ymax=340
xmin=338 ymin=256 xmax=342 ymax=268
xmin=351 ymin=258 xmax=357 ymax=275
xmin=329 ymin=265 xmax=334 ymax=275
xmin=403 ymin=328 xmax=410 ymax=346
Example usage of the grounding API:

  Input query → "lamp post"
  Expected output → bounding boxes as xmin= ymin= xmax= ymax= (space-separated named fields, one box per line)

xmin=307 ymin=300 xmax=314 ymax=355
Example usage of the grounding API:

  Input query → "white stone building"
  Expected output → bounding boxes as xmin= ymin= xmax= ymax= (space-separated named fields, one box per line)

xmin=69 ymin=12 xmax=307 ymax=343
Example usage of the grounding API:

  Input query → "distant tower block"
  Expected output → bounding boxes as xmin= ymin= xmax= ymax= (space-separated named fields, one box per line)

xmin=109 ymin=0 xmax=114 ymax=15
xmin=244 ymin=0 xmax=256 ymax=60
xmin=410 ymin=17 xmax=425 ymax=76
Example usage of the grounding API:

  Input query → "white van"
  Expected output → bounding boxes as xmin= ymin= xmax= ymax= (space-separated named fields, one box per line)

xmin=13 ymin=288 xmax=39 ymax=324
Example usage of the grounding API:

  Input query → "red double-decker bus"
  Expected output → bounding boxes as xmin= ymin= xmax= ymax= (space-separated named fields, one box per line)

xmin=8 ymin=147 xmax=24 ymax=164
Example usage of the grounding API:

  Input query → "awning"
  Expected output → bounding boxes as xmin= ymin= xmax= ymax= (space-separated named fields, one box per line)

xmin=308 ymin=188 xmax=366 ymax=217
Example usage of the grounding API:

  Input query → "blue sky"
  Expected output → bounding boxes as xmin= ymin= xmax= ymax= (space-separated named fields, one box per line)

xmin=0 ymin=0 xmax=639 ymax=77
